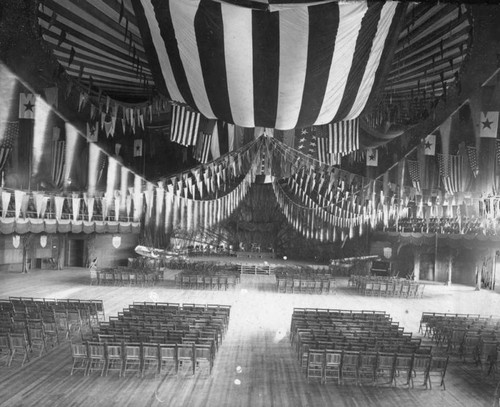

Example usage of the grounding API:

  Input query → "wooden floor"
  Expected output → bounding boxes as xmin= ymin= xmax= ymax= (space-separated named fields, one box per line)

xmin=0 ymin=268 xmax=499 ymax=407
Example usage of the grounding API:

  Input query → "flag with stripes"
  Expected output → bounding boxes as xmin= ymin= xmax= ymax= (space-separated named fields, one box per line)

xmin=466 ymin=145 xmax=479 ymax=178
xmin=316 ymin=125 xmax=340 ymax=165
xmin=0 ymin=122 xmax=16 ymax=171
xmin=133 ymin=0 xmax=406 ymax=129
xmin=407 ymin=159 xmax=421 ymax=192
xmin=97 ymin=152 xmax=108 ymax=184
xmin=170 ymin=104 xmax=201 ymax=146
xmin=328 ymin=118 xmax=359 ymax=155
xmin=194 ymin=133 xmax=212 ymax=163
xmin=51 ymin=139 xmax=66 ymax=188
xmin=438 ymin=153 xmax=462 ymax=194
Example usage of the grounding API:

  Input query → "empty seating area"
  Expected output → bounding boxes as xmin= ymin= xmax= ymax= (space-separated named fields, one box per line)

xmin=290 ymin=308 xmax=447 ymax=389
xmin=0 ymin=297 xmax=104 ymax=368
xmin=275 ymin=272 xmax=336 ymax=294
xmin=348 ymin=275 xmax=425 ymax=298
xmin=175 ymin=270 xmax=240 ymax=291
xmin=91 ymin=266 xmax=163 ymax=287
xmin=72 ymin=302 xmax=231 ymax=378
xmin=420 ymin=312 xmax=500 ymax=376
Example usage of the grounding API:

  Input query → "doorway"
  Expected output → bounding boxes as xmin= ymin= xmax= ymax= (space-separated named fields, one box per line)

xmin=66 ymin=239 xmax=85 ymax=267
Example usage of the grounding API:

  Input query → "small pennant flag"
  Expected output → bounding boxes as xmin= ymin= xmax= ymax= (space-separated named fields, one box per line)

xmin=366 ymin=148 xmax=378 ymax=167
xmin=424 ymin=134 xmax=436 ymax=156
xmin=467 ymin=145 xmax=479 ymax=177
xmin=86 ymin=122 xmax=98 ymax=142
xmin=19 ymin=93 xmax=36 ymax=119
xmin=133 ymin=139 xmax=143 ymax=157
xmin=480 ymin=111 xmax=499 ymax=138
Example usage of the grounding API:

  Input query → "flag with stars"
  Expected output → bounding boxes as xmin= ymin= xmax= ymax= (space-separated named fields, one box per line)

xmin=424 ymin=134 xmax=436 ymax=156
xmin=438 ymin=153 xmax=462 ymax=193
xmin=366 ymin=148 xmax=378 ymax=167
xmin=467 ymin=145 xmax=479 ymax=177
xmin=0 ymin=121 xmax=16 ymax=171
xmin=295 ymin=127 xmax=318 ymax=158
xmin=19 ymin=93 xmax=37 ymax=119
xmin=133 ymin=139 xmax=143 ymax=157
xmin=479 ymin=111 xmax=499 ymax=138
xmin=86 ymin=122 xmax=98 ymax=142
xmin=407 ymin=160 xmax=421 ymax=191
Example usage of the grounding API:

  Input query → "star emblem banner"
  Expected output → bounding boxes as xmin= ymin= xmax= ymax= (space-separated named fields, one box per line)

xmin=480 ymin=111 xmax=499 ymax=138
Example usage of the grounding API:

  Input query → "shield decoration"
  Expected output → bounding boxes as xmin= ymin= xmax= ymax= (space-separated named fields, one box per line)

xmin=383 ymin=247 xmax=392 ymax=259
xmin=112 ymin=235 xmax=121 ymax=248
xmin=40 ymin=235 xmax=47 ymax=248
xmin=12 ymin=235 xmax=20 ymax=248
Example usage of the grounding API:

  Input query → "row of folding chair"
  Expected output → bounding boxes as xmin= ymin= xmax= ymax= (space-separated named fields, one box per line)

xmin=70 ymin=341 xmax=214 ymax=377
xmin=175 ymin=274 xmax=239 ymax=291
xmin=304 ymin=349 xmax=448 ymax=390
xmin=276 ymin=278 xmax=337 ymax=295
xmin=360 ymin=281 xmax=425 ymax=298
xmin=94 ymin=269 xmax=159 ymax=287
xmin=418 ymin=312 xmax=489 ymax=337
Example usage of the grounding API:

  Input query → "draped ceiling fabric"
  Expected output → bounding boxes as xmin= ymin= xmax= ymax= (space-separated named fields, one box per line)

xmin=132 ymin=0 xmax=406 ymax=130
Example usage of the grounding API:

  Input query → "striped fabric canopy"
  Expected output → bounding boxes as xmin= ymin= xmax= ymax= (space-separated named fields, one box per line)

xmin=133 ymin=0 xmax=406 ymax=130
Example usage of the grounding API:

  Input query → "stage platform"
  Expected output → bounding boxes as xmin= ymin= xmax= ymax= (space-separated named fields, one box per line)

xmin=185 ymin=254 xmax=330 ymax=271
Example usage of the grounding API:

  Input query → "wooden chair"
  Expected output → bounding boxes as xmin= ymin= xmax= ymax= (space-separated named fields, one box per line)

xmin=159 ymin=343 xmax=177 ymax=375
xmin=358 ymin=352 xmax=377 ymax=385
xmin=195 ymin=344 xmax=213 ymax=376
xmin=104 ymin=342 xmax=123 ymax=376
xmin=375 ymin=352 xmax=395 ymax=386
xmin=87 ymin=342 xmax=106 ymax=376
xmin=393 ymin=353 xmax=413 ymax=387
xmin=323 ymin=349 xmax=342 ymax=384
xmin=9 ymin=333 xmax=30 ymax=367
xmin=427 ymin=356 xmax=448 ymax=390
xmin=410 ymin=354 xmax=431 ymax=389
xmin=123 ymin=343 xmax=142 ymax=377
xmin=70 ymin=342 xmax=89 ymax=375
xmin=142 ymin=343 xmax=160 ymax=377
xmin=341 ymin=351 xmax=360 ymax=385
xmin=28 ymin=326 xmax=46 ymax=357
xmin=306 ymin=349 xmax=325 ymax=383
xmin=0 ymin=334 xmax=12 ymax=366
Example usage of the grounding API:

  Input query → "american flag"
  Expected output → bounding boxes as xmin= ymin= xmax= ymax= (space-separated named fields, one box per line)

xmin=170 ymin=104 xmax=200 ymax=147
xmin=466 ymin=145 xmax=479 ymax=178
xmin=316 ymin=125 xmax=340 ymax=165
xmin=438 ymin=153 xmax=462 ymax=194
xmin=97 ymin=151 xmax=107 ymax=184
xmin=496 ymin=140 xmax=500 ymax=172
xmin=407 ymin=160 xmax=421 ymax=192
xmin=328 ymin=118 xmax=359 ymax=155
xmin=295 ymin=127 xmax=318 ymax=158
xmin=51 ymin=139 xmax=66 ymax=188
xmin=0 ymin=121 xmax=16 ymax=171
xmin=193 ymin=133 xmax=212 ymax=164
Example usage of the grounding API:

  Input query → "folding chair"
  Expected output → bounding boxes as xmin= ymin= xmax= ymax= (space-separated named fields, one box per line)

xmin=410 ymin=354 xmax=431 ymax=388
xmin=195 ymin=344 xmax=213 ymax=376
xmin=9 ymin=333 xmax=30 ymax=367
xmin=70 ymin=342 xmax=89 ymax=375
xmin=87 ymin=342 xmax=106 ymax=376
xmin=28 ymin=326 xmax=46 ymax=357
xmin=123 ymin=342 xmax=142 ymax=377
xmin=428 ymin=356 xmax=448 ymax=390
xmin=375 ymin=352 xmax=395 ymax=386
xmin=341 ymin=351 xmax=360 ymax=385
xmin=177 ymin=343 xmax=195 ymax=376
xmin=323 ymin=349 xmax=342 ymax=384
xmin=105 ymin=342 xmax=123 ymax=376
xmin=159 ymin=343 xmax=177 ymax=375
xmin=142 ymin=343 xmax=160 ymax=377
xmin=393 ymin=354 xmax=413 ymax=387
xmin=306 ymin=349 xmax=325 ymax=383
xmin=0 ymin=334 xmax=12 ymax=366
xmin=358 ymin=352 xmax=377 ymax=385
